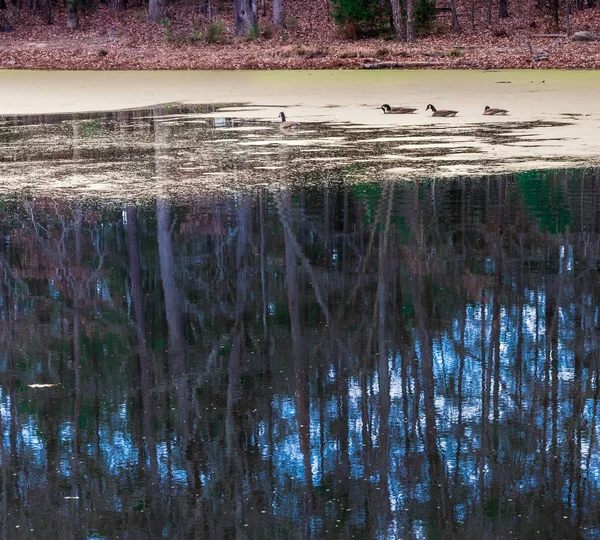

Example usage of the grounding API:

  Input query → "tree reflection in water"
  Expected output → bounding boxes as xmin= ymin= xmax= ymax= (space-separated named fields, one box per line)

xmin=1 ymin=166 xmax=600 ymax=538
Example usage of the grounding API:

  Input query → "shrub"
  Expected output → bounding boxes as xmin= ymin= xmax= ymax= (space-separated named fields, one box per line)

xmin=192 ymin=19 xmax=202 ymax=41
xmin=329 ymin=0 xmax=389 ymax=37
xmin=247 ymin=25 xmax=260 ymax=40
xmin=80 ymin=121 xmax=101 ymax=137
xmin=284 ymin=15 xmax=299 ymax=29
xmin=206 ymin=20 xmax=225 ymax=43
xmin=448 ymin=47 xmax=461 ymax=57
xmin=160 ymin=17 xmax=173 ymax=41
xmin=414 ymin=0 xmax=437 ymax=34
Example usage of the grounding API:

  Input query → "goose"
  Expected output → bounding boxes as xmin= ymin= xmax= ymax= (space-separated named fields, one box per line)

xmin=381 ymin=104 xmax=417 ymax=114
xmin=425 ymin=104 xmax=458 ymax=117
xmin=278 ymin=112 xmax=300 ymax=130
xmin=483 ymin=106 xmax=509 ymax=116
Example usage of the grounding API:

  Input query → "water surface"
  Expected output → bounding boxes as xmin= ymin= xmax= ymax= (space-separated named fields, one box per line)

xmin=1 ymin=106 xmax=600 ymax=539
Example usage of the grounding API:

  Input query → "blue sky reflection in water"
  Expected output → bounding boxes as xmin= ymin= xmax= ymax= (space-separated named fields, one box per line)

xmin=0 ymin=107 xmax=600 ymax=539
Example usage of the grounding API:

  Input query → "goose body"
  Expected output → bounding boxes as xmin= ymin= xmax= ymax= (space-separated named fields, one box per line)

xmin=278 ymin=112 xmax=300 ymax=130
xmin=426 ymin=104 xmax=458 ymax=117
xmin=484 ymin=106 xmax=509 ymax=116
xmin=381 ymin=104 xmax=417 ymax=114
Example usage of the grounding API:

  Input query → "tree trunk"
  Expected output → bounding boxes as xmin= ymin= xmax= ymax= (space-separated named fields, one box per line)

xmin=406 ymin=0 xmax=414 ymax=41
xmin=498 ymin=0 xmax=508 ymax=17
xmin=486 ymin=0 xmax=492 ymax=23
xmin=66 ymin=0 xmax=79 ymax=29
xmin=551 ymin=0 xmax=559 ymax=28
xmin=234 ymin=0 xmax=257 ymax=35
xmin=148 ymin=0 xmax=164 ymax=22
xmin=390 ymin=0 xmax=404 ymax=39
xmin=450 ymin=0 xmax=460 ymax=29
xmin=45 ymin=0 xmax=53 ymax=24
xmin=273 ymin=0 xmax=284 ymax=28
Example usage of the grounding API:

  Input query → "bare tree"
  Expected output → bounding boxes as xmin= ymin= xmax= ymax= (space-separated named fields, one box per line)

xmin=451 ymin=0 xmax=460 ymax=28
xmin=273 ymin=0 xmax=284 ymax=28
xmin=234 ymin=0 xmax=257 ymax=36
xmin=390 ymin=0 xmax=404 ymax=39
xmin=148 ymin=0 xmax=165 ymax=22
xmin=66 ymin=0 xmax=79 ymax=29
xmin=499 ymin=0 xmax=509 ymax=18
xmin=406 ymin=0 xmax=414 ymax=41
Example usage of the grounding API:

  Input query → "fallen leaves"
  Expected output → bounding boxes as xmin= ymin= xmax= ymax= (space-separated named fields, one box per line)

xmin=0 ymin=0 xmax=599 ymax=69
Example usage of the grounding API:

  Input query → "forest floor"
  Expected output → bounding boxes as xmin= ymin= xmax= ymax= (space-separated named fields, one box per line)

xmin=1 ymin=0 xmax=599 ymax=69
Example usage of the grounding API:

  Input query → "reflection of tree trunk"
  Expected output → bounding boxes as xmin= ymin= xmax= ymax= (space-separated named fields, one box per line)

xmin=492 ymin=178 xmax=505 ymax=470
xmin=226 ymin=196 xmax=251 ymax=536
xmin=1 ymin=279 xmax=18 ymax=516
xmin=281 ymin=189 xmax=313 ymax=511
xmin=336 ymin=344 xmax=350 ymax=495
xmin=412 ymin=182 xmax=454 ymax=538
xmin=127 ymin=206 xmax=159 ymax=479
xmin=70 ymin=210 xmax=83 ymax=540
xmin=259 ymin=189 xmax=269 ymax=360
xmin=490 ymin=179 xmax=505 ymax=536
xmin=157 ymin=197 xmax=195 ymax=485
xmin=569 ymin=262 xmax=583 ymax=526
xmin=479 ymin=288 xmax=487 ymax=491
xmin=356 ymin=184 xmax=391 ymax=488
xmin=515 ymin=213 xmax=524 ymax=411
xmin=543 ymin=241 xmax=561 ymax=489
xmin=454 ymin=179 xmax=467 ymax=486
xmin=154 ymin=107 xmax=196 ymax=491
xmin=377 ymin=184 xmax=393 ymax=514
xmin=549 ymin=238 xmax=565 ymax=492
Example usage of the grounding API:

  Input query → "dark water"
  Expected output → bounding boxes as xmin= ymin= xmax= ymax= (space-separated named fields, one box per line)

xmin=1 ymin=108 xmax=600 ymax=539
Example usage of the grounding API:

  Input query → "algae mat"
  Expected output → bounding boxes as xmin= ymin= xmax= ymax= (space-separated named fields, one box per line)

xmin=0 ymin=70 xmax=599 ymax=198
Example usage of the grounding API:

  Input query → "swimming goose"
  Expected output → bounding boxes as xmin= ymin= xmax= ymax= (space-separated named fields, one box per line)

xmin=279 ymin=112 xmax=300 ymax=129
xmin=381 ymin=104 xmax=417 ymax=114
xmin=483 ymin=106 xmax=509 ymax=116
xmin=425 ymin=104 xmax=458 ymax=117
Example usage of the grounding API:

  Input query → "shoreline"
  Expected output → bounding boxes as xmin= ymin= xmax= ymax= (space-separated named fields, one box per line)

xmin=3 ymin=41 xmax=600 ymax=71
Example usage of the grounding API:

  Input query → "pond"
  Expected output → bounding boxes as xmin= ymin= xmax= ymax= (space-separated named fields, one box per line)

xmin=1 ymin=102 xmax=600 ymax=538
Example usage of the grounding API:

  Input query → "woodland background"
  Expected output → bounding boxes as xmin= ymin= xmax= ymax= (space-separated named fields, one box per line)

xmin=0 ymin=0 xmax=599 ymax=70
